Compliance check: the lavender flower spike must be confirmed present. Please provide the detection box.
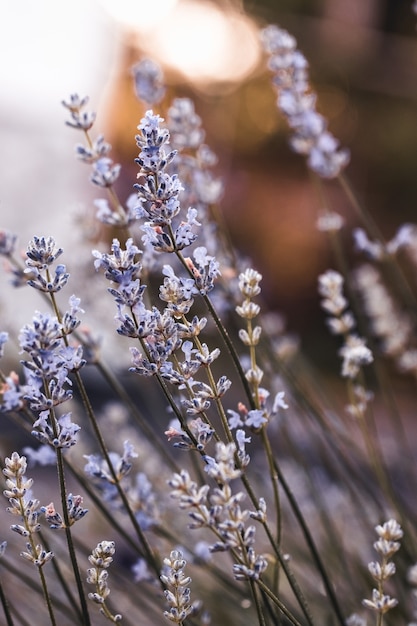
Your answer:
[132,58,166,105]
[261,24,350,179]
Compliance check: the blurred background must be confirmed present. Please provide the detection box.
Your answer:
[1,0,417,363]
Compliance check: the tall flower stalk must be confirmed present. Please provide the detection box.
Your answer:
[0,15,416,626]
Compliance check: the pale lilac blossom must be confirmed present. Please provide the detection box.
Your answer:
[62,93,95,130]
[22,445,56,467]
[362,519,402,618]
[0,332,8,358]
[0,230,17,257]
[87,541,122,621]
[133,58,166,105]
[161,550,193,623]
[132,558,154,582]
[25,236,63,269]
[261,24,349,178]
[75,134,111,163]
[31,411,80,449]
[168,98,205,150]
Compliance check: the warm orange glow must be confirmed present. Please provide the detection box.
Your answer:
[141,1,260,86]
[99,0,260,89]
[98,0,179,31]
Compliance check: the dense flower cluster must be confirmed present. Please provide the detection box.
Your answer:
[0,237,84,450]
[0,15,416,626]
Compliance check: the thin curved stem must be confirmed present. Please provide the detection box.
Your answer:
[0,575,14,626]
[272,459,346,626]
[256,579,306,626]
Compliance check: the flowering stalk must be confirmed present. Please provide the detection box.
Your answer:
[3,452,56,625]
[160,550,193,625]
[62,95,128,228]
[88,103,324,626]
[33,237,162,582]
[261,24,349,179]
[261,21,417,350]
[168,462,271,626]
[20,236,92,626]
[318,269,406,519]
[234,268,283,601]
[337,174,417,323]
[168,439,318,626]
[87,541,122,623]
[230,277,346,626]
[362,519,403,626]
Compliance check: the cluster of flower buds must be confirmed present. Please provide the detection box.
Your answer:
[161,550,194,624]
[3,452,53,568]
[362,519,403,618]
[87,540,122,622]
[318,269,373,379]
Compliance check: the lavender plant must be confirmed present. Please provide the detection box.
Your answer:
[1,13,417,626]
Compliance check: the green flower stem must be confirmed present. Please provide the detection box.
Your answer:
[42,398,91,625]
[45,288,92,626]
[204,290,256,407]
[249,578,267,626]
[337,172,386,246]
[345,377,414,550]
[107,185,126,219]
[271,458,346,626]
[82,128,93,150]
[260,427,281,582]
[188,327,234,444]
[246,312,282,542]
[0,549,79,623]
[256,579,305,626]
[40,530,84,623]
